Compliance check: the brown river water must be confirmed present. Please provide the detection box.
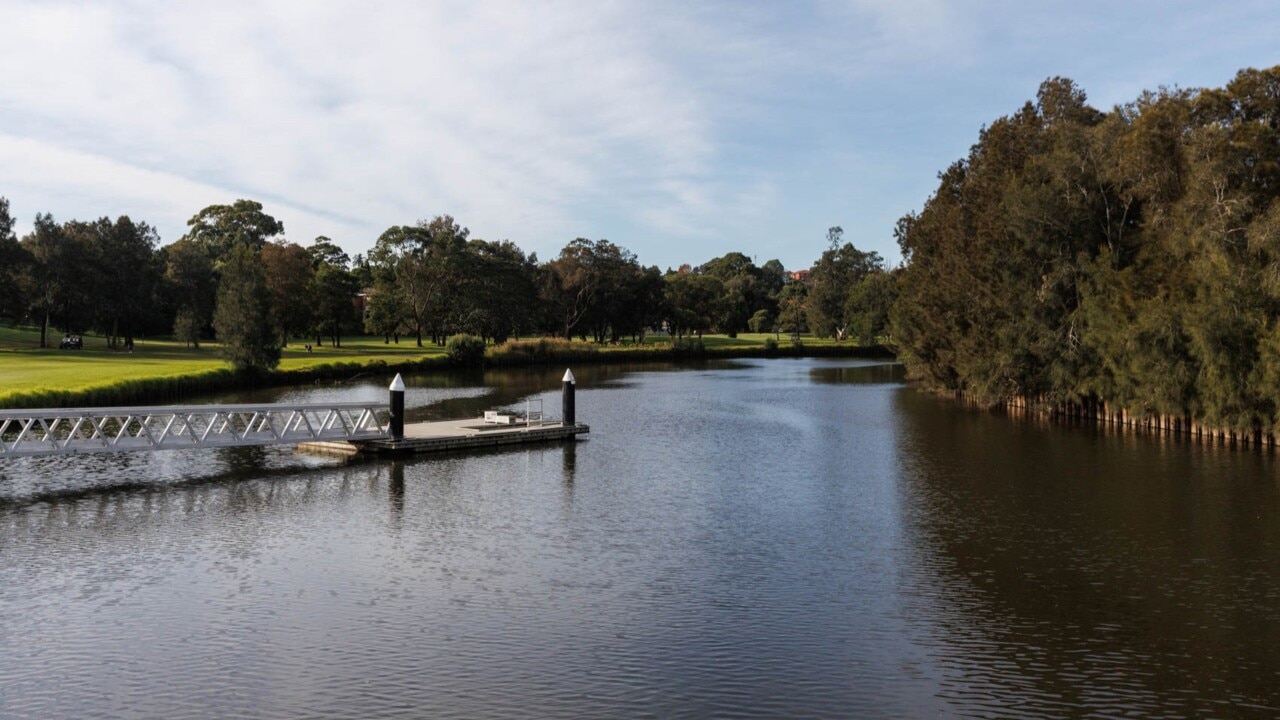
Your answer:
[1,358,1277,718]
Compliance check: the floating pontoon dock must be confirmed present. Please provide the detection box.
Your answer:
[298,417,589,457]
[0,370,587,461]
[297,369,587,457]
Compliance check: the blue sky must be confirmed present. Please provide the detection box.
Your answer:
[1,0,1277,272]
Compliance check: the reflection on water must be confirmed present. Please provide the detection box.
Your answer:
[893,389,1280,717]
[810,362,906,385]
[216,362,701,422]
[388,460,405,522]
[2,359,1279,718]
[561,437,576,484]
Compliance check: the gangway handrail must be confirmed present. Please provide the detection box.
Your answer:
[0,401,390,459]
[0,401,385,420]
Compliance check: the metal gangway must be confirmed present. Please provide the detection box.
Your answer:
[0,402,389,459]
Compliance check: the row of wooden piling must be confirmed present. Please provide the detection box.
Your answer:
[959,392,1277,449]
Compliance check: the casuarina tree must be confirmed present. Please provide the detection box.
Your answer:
[213,243,280,372]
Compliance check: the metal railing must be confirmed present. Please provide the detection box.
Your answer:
[0,402,389,458]
[524,397,544,428]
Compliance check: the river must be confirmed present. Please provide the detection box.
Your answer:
[1,358,1277,718]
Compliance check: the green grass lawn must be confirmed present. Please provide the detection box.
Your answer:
[0,326,446,405]
[0,325,868,407]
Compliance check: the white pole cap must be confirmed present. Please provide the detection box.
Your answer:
[562,368,575,384]
[390,373,406,392]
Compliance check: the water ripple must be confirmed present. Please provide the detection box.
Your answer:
[2,361,1278,717]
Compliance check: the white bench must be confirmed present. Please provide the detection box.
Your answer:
[484,411,517,425]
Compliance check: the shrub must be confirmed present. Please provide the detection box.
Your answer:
[748,309,774,334]
[671,337,706,356]
[764,337,779,353]
[445,334,487,366]
[486,337,599,365]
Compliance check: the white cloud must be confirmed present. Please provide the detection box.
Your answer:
[0,0,723,257]
[0,132,370,245]
[2,0,1279,271]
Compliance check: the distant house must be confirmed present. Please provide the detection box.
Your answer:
[355,288,373,321]
[788,269,810,283]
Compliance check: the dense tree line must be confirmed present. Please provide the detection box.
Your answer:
[7,208,163,350]
[7,64,1273,430]
[892,65,1280,433]
[0,194,891,371]
[0,199,364,370]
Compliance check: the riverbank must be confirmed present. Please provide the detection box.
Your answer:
[950,390,1280,451]
[0,326,893,409]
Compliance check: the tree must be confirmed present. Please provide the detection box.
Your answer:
[455,239,538,343]
[261,241,315,345]
[312,261,359,347]
[55,221,105,334]
[760,259,788,300]
[371,216,468,346]
[806,227,883,340]
[90,216,161,348]
[304,236,357,347]
[581,240,644,343]
[0,198,26,323]
[663,270,721,338]
[776,281,808,339]
[539,238,646,341]
[540,239,602,339]
[0,197,13,247]
[370,225,429,345]
[173,309,203,349]
[891,78,1100,402]
[698,251,769,337]
[615,265,667,342]
[213,243,280,371]
[886,70,1280,429]
[748,308,774,333]
[308,236,350,269]
[417,215,470,342]
[364,273,409,343]
[350,252,374,288]
[163,239,217,348]
[20,213,85,347]
[181,199,284,267]
[846,270,898,345]
[717,286,751,337]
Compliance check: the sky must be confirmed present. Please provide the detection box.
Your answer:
[1,1,1277,272]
